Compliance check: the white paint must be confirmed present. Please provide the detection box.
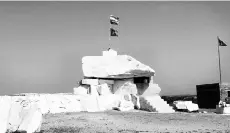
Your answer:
[97,83,112,95]
[97,94,121,111]
[102,49,117,57]
[18,105,43,133]
[82,55,155,78]
[173,101,199,112]
[80,95,100,112]
[90,85,100,96]
[0,96,12,133]
[73,86,88,95]
[113,79,138,95]
[8,99,24,132]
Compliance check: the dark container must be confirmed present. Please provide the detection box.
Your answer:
[196,83,220,109]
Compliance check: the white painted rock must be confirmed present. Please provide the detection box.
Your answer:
[97,83,112,95]
[113,80,138,95]
[0,96,12,133]
[173,101,199,112]
[102,49,117,57]
[97,94,121,111]
[73,85,88,95]
[45,95,64,114]
[61,95,82,112]
[118,94,134,111]
[17,105,43,133]
[8,97,24,132]
[173,101,187,110]
[90,85,100,96]
[82,55,155,78]
[186,103,199,112]
[37,95,50,114]
[80,95,100,112]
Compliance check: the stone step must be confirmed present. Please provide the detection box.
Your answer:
[140,96,175,113]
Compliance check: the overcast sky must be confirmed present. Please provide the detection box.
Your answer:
[0,1,230,95]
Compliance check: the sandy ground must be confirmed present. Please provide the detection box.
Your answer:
[41,110,230,133]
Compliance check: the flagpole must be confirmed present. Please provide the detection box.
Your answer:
[217,36,222,85]
[109,16,111,50]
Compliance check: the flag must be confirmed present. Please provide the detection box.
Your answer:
[110,15,119,25]
[218,37,227,46]
[110,28,118,36]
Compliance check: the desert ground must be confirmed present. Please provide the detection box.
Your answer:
[41,110,230,133]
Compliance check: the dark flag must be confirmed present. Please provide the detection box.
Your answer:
[218,37,227,46]
[110,15,119,25]
[110,28,118,36]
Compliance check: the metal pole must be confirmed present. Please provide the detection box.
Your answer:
[109,16,111,50]
[218,37,222,84]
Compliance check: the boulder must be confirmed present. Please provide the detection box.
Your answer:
[97,83,112,95]
[90,85,100,96]
[173,101,199,112]
[118,94,134,111]
[8,97,24,132]
[17,104,43,133]
[0,96,12,133]
[82,55,155,78]
[186,103,199,112]
[45,94,67,114]
[113,80,138,95]
[73,85,88,95]
[97,94,121,111]
[61,95,82,112]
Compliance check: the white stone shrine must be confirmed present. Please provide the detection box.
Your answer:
[76,48,175,113]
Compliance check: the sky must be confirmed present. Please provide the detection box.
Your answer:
[0,1,230,96]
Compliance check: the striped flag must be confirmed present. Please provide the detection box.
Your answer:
[110,15,119,25]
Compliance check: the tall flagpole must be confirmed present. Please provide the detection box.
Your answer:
[217,36,222,85]
[108,15,119,51]
[109,16,111,50]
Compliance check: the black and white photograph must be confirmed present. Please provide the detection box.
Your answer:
[0,1,230,133]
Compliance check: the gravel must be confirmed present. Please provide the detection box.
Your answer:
[41,110,230,133]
